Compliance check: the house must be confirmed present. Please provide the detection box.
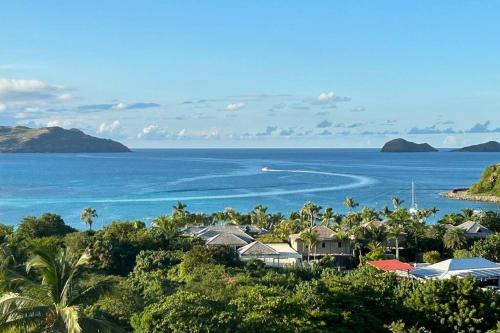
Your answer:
[184,225,255,249]
[410,257,500,286]
[456,221,492,239]
[289,225,352,264]
[368,259,414,277]
[238,241,302,267]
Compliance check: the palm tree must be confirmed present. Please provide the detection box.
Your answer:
[443,228,467,251]
[387,225,404,259]
[212,211,226,225]
[80,207,97,231]
[250,206,269,229]
[391,197,404,210]
[461,208,475,220]
[172,201,188,218]
[343,197,358,214]
[0,248,123,333]
[300,202,321,228]
[320,207,335,227]
[300,229,317,263]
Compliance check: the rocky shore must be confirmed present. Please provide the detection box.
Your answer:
[441,188,500,203]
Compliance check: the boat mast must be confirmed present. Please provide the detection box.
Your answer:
[411,181,417,210]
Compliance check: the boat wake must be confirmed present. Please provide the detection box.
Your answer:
[88,168,376,203]
[1,168,377,205]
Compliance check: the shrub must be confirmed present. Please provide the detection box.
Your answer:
[422,250,440,263]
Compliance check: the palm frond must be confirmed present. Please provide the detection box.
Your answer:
[69,278,114,306]
[60,252,91,306]
[0,293,40,316]
[59,305,82,333]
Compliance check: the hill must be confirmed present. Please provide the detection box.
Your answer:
[469,164,500,197]
[453,141,500,152]
[0,126,130,153]
[381,138,438,152]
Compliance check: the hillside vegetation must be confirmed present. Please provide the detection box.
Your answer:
[0,126,130,153]
[469,164,500,196]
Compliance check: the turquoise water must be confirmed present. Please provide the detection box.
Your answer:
[0,149,499,229]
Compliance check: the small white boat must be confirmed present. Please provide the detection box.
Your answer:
[261,167,269,172]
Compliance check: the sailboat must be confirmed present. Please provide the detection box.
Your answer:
[409,181,418,215]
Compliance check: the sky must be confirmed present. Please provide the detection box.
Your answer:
[0,1,499,148]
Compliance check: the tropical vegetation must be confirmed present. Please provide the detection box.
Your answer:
[0,200,498,332]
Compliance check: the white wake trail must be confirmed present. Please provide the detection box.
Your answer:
[86,168,376,203]
[1,168,377,205]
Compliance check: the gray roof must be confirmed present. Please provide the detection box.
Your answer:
[184,225,255,245]
[290,225,337,241]
[206,233,249,246]
[239,241,302,259]
[456,221,492,235]
[238,241,279,255]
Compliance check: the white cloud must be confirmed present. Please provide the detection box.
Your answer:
[177,128,187,137]
[57,94,72,101]
[98,120,122,134]
[46,119,72,128]
[317,92,335,102]
[137,125,171,140]
[225,102,245,111]
[0,103,6,112]
[0,79,66,99]
[316,91,351,104]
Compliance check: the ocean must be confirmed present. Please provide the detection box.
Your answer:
[0,149,499,229]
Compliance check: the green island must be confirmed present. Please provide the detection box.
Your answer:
[380,138,438,152]
[0,200,499,332]
[443,164,500,203]
[0,126,130,153]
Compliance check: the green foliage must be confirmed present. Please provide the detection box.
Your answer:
[13,213,76,240]
[1,206,499,332]
[131,291,231,333]
[404,276,500,332]
[85,277,143,331]
[443,227,467,251]
[469,164,500,196]
[0,224,13,243]
[453,249,474,258]
[91,220,164,275]
[422,250,440,263]
[472,233,500,262]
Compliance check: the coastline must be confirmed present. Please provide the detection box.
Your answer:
[441,189,500,204]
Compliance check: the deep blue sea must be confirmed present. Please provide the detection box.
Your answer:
[0,149,499,229]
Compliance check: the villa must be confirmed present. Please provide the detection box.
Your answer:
[238,241,302,267]
[456,221,492,239]
[289,225,352,265]
[184,225,256,249]
[410,257,500,287]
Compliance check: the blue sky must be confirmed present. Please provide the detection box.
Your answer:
[0,1,499,148]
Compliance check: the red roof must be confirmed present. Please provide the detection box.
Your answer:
[368,259,414,271]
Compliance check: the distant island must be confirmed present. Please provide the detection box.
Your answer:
[452,141,500,152]
[442,163,500,203]
[0,126,130,153]
[381,138,438,152]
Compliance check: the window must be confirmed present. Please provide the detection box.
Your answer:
[322,242,326,248]
[338,241,342,248]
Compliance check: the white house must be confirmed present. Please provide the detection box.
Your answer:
[410,257,500,286]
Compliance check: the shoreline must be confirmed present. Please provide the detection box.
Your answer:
[441,189,500,204]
